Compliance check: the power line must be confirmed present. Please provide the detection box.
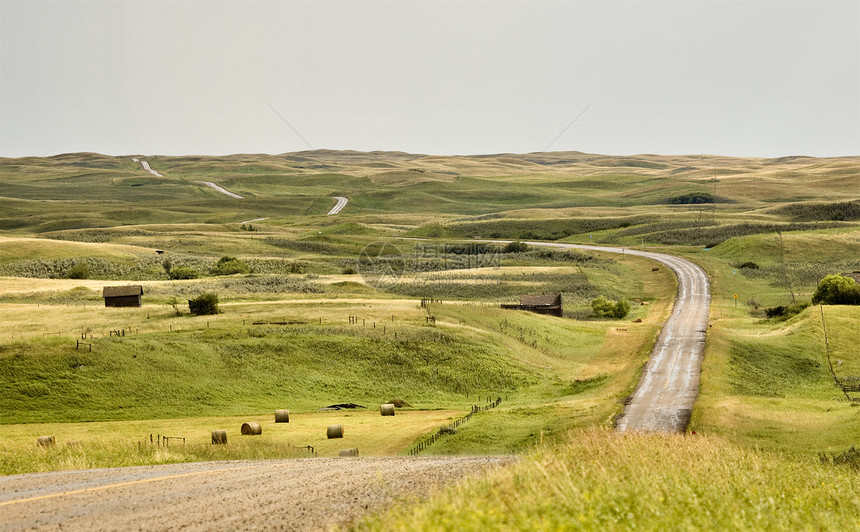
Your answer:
[541,101,594,152]
[266,102,314,150]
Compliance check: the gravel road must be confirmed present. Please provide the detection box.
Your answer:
[526,242,711,432]
[0,456,509,531]
[133,159,164,178]
[197,180,245,199]
[327,196,349,215]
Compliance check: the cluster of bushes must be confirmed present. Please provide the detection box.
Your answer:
[43,228,157,243]
[0,253,314,281]
[167,266,199,280]
[66,262,90,279]
[188,293,220,315]
[591,296,631,319]
[0,257,161,280]
[210,256,249,276]
[502,241,529,253]
[635,222,851,248]
[603,220,717,242]
[764,303,809,320]
[147,275,324,297]
[408,216,657,241]
[762,275,859,320]
[665,192,724,204]
[812,275,860,305]
[390,272,596,302]
[772,201,860,222]
[529,249,612,265]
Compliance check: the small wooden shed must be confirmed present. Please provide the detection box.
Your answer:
[501,294,563,317]
[103,285,143,308]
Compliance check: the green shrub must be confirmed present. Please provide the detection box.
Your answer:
[66,261,89,279]
[591,296,630,319]
[614,298,631,318]
[667,192,717,204]
[169,266,199,280]
[188,293,220,315]
[764,302,809,320]
[211,256,249,276]
[772,200,860,222]
[812,275,860,305]
[502,241,529,253]
[738,261,759,270]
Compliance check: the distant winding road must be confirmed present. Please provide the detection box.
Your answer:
[524,242,711,433]
[132,158,244,199]
[196,181,244,199]
[132,158,164,178]
[327,196,349,215]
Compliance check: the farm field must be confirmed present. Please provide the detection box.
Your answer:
[0,410,461,475]
[0,150,858,528]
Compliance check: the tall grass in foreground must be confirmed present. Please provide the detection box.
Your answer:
[355,428,860,531]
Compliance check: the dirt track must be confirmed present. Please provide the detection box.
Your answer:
[0,456,509,531]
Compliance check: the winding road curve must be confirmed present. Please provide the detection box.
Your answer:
[196,181,244,199]
[525,242,711,433]
[327,196,349,215]
[132,158,243,199]
[132,158,164,178]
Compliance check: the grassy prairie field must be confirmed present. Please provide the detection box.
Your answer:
[0,410,461,475]
[1,150,858,527]
[0,253,672,473]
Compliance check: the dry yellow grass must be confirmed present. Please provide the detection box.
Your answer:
[0,410,462,457]
[0,235,157,261]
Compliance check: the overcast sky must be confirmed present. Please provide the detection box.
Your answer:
[1,0,858,158]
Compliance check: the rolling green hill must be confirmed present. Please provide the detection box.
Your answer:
[1,150,859,527]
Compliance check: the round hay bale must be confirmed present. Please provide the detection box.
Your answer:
[211,430,228,444]
[37,435,55,447]
[274,409,290,423]
[380,403,396,416]
[338,448,359,457]
[241,422,262,435]
[327,424,344,439]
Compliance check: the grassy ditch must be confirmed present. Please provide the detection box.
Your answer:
[355,428,860,531]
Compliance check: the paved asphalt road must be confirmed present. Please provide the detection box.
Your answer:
[525,242,711,432]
